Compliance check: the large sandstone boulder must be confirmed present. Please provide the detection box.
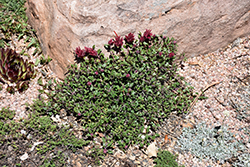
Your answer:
[25,0,250,79]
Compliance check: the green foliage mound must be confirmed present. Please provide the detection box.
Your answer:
[154,150,185,167]
[35,30,195,152]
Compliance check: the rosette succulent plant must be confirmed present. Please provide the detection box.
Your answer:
[0,48,37,94]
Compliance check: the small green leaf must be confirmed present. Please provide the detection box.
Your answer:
[47,55,52,63]
[27,37,36,49]
[17,33,24,40]
[24,36,30,43]
[37,77,43,86]
[35,58,40,66]
[20,49,25,55]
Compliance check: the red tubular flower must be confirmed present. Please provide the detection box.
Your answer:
[114,31,119,37]
[125,33,135,44]
[87,82,92,86]
[108,39,114,45]
[159,52,162,56]
[143,29,152,40]
[126,74,130,78]
[75,46,81,55]
[140,36,145,43]
[75,46,84,58]
[114,36,123,48]
[95,71,98,75]
[84,47,97,57]
[169,52,175,58]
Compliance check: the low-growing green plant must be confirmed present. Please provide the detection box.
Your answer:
[0,0,30,40]
[177,122,248,165]
[0,107,15,121]
[42,150,66,167]
[35,30,196,154]
[0,47,37,94]
[85,146,107,166]
[0,0,42,55]
[22,111,90,154]
[154,150,185,167]
[35,55,52,66]
[0,107,16,140]
[0,108,90,166]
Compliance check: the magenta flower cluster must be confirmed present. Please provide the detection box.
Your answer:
[169,52,175,58]
[108,32,135,50]
[125,33,135,44]
[87,82,92,86]
[140,29,153,42]
[114,36,123,48]
[108,35,124,49]
[75,46,98,58]
[108,39,114,45]
[76,29,176,90]
[76,29,176,61]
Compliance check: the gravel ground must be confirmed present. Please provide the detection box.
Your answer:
[0,34,250,166]
[175,35,250,167]
[0,76,42,120]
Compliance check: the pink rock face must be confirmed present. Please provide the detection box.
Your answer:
[25,0,250,79]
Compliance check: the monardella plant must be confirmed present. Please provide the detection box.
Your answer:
[39,29,196,153]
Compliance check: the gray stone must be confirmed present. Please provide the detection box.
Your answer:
[25,0,250,79]
[8,146,13,152]
[20,152,29,161]
[129,155,136,161]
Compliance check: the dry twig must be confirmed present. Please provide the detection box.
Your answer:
[235,76,248,86]
[214,96,227,107]
[187,81,222,113]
